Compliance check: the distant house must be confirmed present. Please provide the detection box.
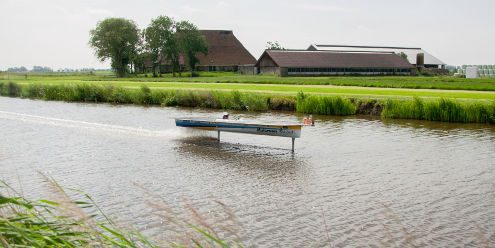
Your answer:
[255,50,414,77]
[308,44,446,69]
[146,30,256,73]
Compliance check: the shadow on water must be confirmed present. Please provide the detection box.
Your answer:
[174,136,307,175]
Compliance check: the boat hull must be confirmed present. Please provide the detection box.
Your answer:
[175,118,302,138]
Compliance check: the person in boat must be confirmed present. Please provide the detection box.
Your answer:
[303,115,315,126]
[222,112,230,119]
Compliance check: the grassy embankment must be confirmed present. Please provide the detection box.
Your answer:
[4,71,495,91]
[1,72,495,123]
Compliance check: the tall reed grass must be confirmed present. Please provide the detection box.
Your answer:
[381,97,495,123]
[0,82,22,97]
[0,179,157,247]
[1,82,494,124]
[296,92,356,115]
[1,83,278,112]
[0,178,240,247]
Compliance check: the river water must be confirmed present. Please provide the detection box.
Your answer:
[1,96,494,247]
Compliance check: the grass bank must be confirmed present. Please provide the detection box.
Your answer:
[1,82,494,124]
[3,72,495,91]
[4,78,495,101]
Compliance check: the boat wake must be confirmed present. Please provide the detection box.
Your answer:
[0,110,180,138]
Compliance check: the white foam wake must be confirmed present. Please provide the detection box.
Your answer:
[0,110,180,138]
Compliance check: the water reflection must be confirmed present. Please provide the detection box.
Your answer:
[176,136,306,176]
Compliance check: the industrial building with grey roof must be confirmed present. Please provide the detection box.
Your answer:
[255,50,414,77]
[307,44,446,69]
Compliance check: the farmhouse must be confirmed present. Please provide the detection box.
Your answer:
[196,30,256,72]
[308,44,446,69]
[255,50,414,77]
[146,30,256,73]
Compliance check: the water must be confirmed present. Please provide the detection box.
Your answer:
[1,96,494,247]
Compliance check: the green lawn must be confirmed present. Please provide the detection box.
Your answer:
[6,71,493,90]
[2,72,495,101]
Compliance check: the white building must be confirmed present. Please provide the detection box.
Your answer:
[465,67,479,79]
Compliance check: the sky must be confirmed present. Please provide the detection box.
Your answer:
[1,0,494,70]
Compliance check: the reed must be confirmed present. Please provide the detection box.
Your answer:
[381,97,495,123]
[0,82,22,97]
[0,181,156,247]
[0,179,238,247]
[296,92,356,115]
[3,83,494,124]
[268,96,296,111]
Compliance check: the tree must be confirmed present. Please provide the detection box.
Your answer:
[129,31,146,74]
[89,18,140,77]
[397,52,408,61]
[175,21,208,77]
[32,66,53,72]
[266,41,284,50]
[144,16,177,77]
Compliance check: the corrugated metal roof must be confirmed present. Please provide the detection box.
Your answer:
[257,50,414,69]
[308,44,445,65]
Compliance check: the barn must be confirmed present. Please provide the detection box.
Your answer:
[145,30,256,73]
[255,50,414,77]
[196,30,256,72]
[308,44,446,69]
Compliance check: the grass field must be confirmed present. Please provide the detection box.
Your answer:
[1,72,495,101]
[3,72,495,90]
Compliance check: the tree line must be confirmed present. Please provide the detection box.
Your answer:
[89,16,208,77]
[6,66,53,73]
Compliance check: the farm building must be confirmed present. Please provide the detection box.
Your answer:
[146,30,256,73]
[196,30,256,72]
[308,44,446,69]
[255,50,414,77]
